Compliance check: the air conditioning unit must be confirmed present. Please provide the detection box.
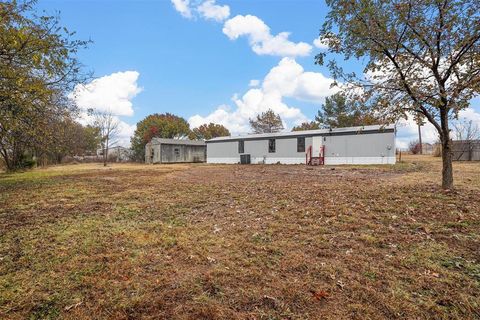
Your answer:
[240,154,251,164]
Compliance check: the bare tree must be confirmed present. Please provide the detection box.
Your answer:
[408,140,422,155]
[452,119,480,160]
[89,109,120,166]
[452,119,480,141]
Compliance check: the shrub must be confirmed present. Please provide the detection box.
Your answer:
[408,140,422,154]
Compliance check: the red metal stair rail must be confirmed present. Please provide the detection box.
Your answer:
[306,145,312,165]
[319,145,325,165]
[306,145,325,165]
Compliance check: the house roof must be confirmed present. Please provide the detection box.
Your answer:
[206,124,395,143]
[150,138,206,146]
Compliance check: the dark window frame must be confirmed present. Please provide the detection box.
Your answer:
[297,137,305,152]
[268,139,276,153]
[238,140,244,153]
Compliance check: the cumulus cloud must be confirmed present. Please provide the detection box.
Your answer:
[171,0,192,18]
[116,120,137,147]
[458,107,480,124]
[171,0,230,21]
[189,104,251,133]
[222,15,312,57]
[169,2,311,56]
[70,71,142,117]
[262,57,339,102]
[197,0,230,22]
[249,79,260,87]
[70,71,142,147]
[188,58,338,134]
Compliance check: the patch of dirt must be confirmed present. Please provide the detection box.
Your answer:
[0,158,479,319]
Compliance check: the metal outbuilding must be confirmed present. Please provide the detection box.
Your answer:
[145,138,206,164]
[452,140,480,161]
[205,124,396,165]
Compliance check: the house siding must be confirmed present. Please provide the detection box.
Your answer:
[145,139,206,164]
[160,144,206,163]
[206,130,395,165]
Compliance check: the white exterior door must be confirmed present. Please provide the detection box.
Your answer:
[312,136,323,156]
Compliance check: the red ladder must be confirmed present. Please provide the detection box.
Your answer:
[306,145,325,165]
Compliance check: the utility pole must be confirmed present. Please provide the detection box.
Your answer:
[415,114,425,155]
[418,123,423,155]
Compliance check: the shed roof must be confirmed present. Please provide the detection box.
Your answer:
[206,124,395,143]
[150,138,205,146]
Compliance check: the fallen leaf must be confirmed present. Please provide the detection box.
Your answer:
[65,301,83,311]
[336,280,345,289]
[310,289,329,300]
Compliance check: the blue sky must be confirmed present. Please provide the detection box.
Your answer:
[39,0,480,148]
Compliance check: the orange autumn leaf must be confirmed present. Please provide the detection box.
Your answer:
[310,290,329,301]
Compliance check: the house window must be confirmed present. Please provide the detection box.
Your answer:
[238,140,244,153]
[174,148,180,156]
[268,139,276,153]
[297,137,305,152]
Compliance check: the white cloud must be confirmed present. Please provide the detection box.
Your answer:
[70,71,142,117]
[169,3,311,56]
[249,79,260,87]
[116,120,137,147]
[262,57,339,102]
[222,15,312,57]
[197,0,230,22]
[171,0,229,21]
[189,104,251,133]
[313,36,329,49]
[222,15,269,42]
[71,71,142,147]
[171,0,192,18]
[458,107,480,124]
[189,58,338,134]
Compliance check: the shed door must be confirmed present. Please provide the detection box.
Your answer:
[312,136,323,156]
[174,147,182,162]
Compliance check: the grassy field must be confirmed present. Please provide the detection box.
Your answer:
[0,156,479,319]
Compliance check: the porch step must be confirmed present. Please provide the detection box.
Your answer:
[305,145,325,166]
[310,157,324,166]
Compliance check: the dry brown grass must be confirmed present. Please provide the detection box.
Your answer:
[0,156,479,319]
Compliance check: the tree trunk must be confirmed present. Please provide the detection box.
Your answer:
[439,108,453,190]
[441,137,453,189]
[1,151,11,172]
[104,139,108,167]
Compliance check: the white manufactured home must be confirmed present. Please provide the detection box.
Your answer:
[205,124,396,165]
